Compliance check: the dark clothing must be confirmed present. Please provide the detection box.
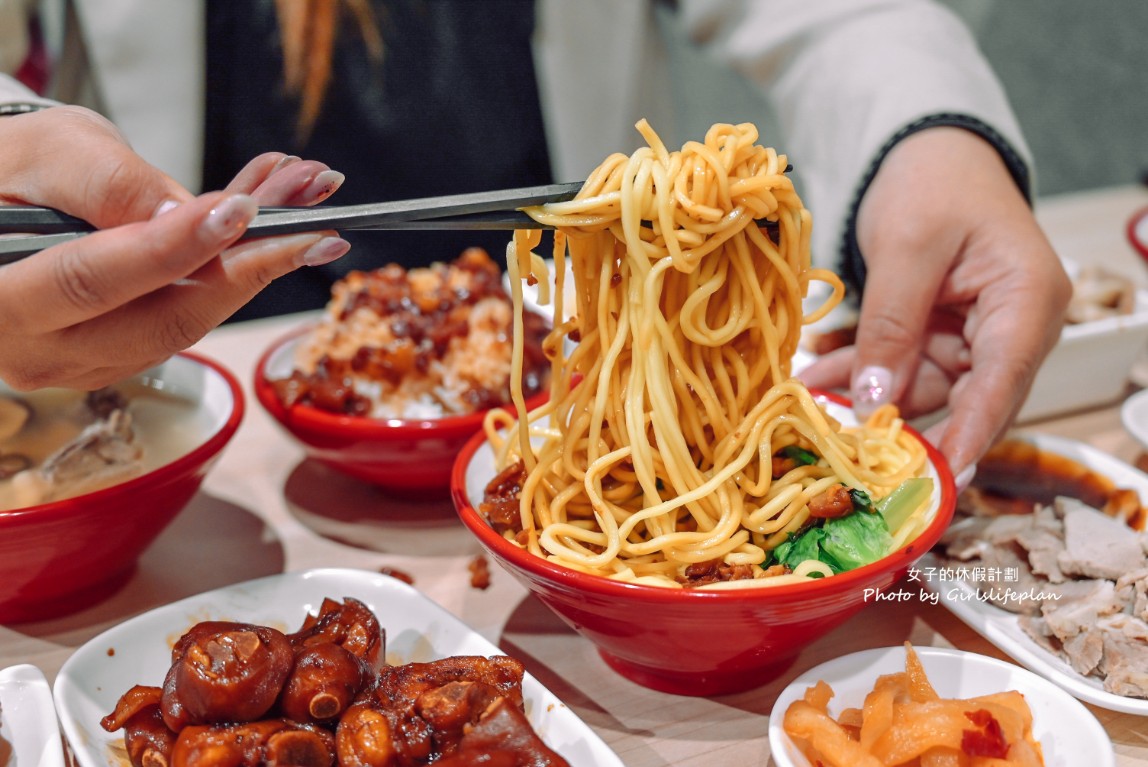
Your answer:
[203,0,552,321]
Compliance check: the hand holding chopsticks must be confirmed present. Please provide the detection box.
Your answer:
[0,110,374,390]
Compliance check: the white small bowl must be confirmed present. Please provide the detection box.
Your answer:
[1121,387,1148,451]
[768,645,1114,767]
[0,664,66,767]
[1018,257,1148,422]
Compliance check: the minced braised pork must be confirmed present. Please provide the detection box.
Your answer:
[278,249,550,418]
[808,484,854,519]
[479,461,527,535]
[480,468,780,588]
[677,560,762,586]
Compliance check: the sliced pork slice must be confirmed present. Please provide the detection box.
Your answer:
[1039,580,1123,675]
[977,544,1044,615]
[1016,527,1067,583]
[1018,615,1063,656]
[980,514,1041,546]
[1100,634,1148,698]
[1061,629,1105,676]
[1032,503,1064,535]
[1115,570,1148,622]
[1055,498,1147,580]
[1100,613,1148,642]
[938,516,993,561]
[1039,579,1124,617]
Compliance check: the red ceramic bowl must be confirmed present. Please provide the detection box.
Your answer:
[452,392,956,696]
[0,352,244,623]
[253,327,546,498]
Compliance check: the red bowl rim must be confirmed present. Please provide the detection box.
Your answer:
[1127,206,1148,264]
[252,325,547,434]
[451,389,957,604]
[0,350,245,522]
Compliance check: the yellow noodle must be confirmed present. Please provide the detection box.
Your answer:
[485,121,928,588]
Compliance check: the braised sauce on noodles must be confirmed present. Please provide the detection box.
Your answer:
[481,121,931,589]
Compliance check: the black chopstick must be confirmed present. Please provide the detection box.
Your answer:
[239,182,584,236]
[0,182,584,237]
[0,182,584,265]
[0,210,557,265]
[0,233,86,265]
[0,167,791,265]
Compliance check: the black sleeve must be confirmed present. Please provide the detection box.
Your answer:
[839,113,1032,297]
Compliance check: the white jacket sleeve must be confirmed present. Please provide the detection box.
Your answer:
[674,0,1032,287]
[0,73,57,108]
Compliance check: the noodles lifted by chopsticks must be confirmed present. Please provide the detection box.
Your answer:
[484,120,929,588]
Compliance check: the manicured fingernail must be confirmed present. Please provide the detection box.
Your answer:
[273,154,301,172]
[153,199,180,218]
[304,170,345,203]
[953,464,976,493]
[852,365,893,416]
[300,236,351,267]
[203,194,257,241]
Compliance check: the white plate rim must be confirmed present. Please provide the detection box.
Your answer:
[52,568,622,767]
[0,663,65,767]
[922,431,1148,716]
[767,645,1115,767]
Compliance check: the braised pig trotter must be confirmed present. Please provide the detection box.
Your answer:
[161,621,294,729]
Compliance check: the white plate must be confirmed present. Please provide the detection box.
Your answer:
[923,432,1148,715]
[53,568,623,767]
[0,664,65,767]
[768,646,1114,767]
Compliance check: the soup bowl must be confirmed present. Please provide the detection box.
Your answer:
[451,393,956,696]
[254,327,547,498]
[0,353,243,623]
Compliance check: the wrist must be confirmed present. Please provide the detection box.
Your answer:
[841,113,1033,295]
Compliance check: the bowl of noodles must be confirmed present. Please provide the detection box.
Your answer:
[253,249,551,497]
[451,121,957,695]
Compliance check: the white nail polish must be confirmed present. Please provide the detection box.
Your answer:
[953,464,976,492]
[301,236,351,267]
[852,365,893,414]
[307,170,345,202]
[273,154,301,172]
[204,195,257,241]
[153,199,180,218]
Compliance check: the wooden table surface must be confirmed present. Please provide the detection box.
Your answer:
[2,184,1146,765]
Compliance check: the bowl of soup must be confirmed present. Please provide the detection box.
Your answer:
[0,352,243,623]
